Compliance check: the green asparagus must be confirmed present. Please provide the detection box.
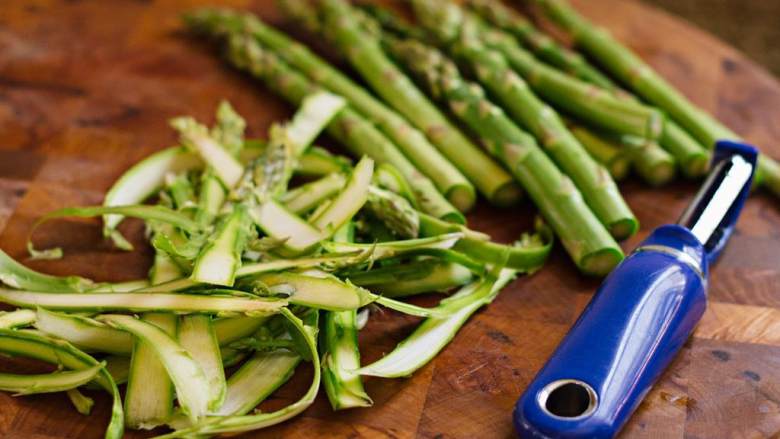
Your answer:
[317,0,523,207]
[386,37,621,274]
[409,1,638,241]
[535,0,780,195]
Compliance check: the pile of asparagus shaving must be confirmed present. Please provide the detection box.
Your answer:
[0,18,558,434]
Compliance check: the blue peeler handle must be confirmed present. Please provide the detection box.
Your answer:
[513,141,758,438]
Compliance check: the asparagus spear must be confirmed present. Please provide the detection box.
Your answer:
[470,20,664,142]
[215,33,465,224]
[464,0,709,178]
[387,38,622,275]
[567,123,631,181]
[409,1,638,240]
[464,0,604,87]
[567,118,675,186]
[534,0,780,195]
[316,0,523,207]
[184,8,476,214]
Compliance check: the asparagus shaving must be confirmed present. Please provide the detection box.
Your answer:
[321,221,371,409]
[0,289,286,315]
[347,260,474,298]
[157,308,320,437]
[35,308,133,356]
[285,91,347,156]
[0,362,104,395]
[322,233,463,261]
[99,314,213,422]
[280,173,347,214]
[171,117,244,189]
[322,308,372,410]
[67,388,95,415]
[0,309,37,329]
[213,315,269,346]
[178,315,225,411]
[216,348,300,416]
[251,270,375,311]
[190,206,252,286]
[211,100,246,156]
[139,250,373,293]
[0,329,124,439]
[311,156,374,234]
[358,268,516,378]
[124,313,178,430]
[0,248,94,292]
[102,147,202,244]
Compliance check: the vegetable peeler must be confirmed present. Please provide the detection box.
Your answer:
[513,141,758,438]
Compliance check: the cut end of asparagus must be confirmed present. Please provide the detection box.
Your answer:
[489,181,524,208]
[445,185,477,214]
[642,161,676,187]
[608,218,639,242]
[681,153,711,179]
[580,247,624,277]
[609,157,632,182]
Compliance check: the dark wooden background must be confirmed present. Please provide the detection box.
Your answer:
[645,0,780,77]
[2,0,780,437]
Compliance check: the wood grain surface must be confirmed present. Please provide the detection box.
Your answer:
[1,0,780,437]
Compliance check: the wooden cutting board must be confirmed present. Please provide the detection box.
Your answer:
[1,0,779,437]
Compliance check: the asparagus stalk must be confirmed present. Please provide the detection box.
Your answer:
[219,33,464,223]
[567,123,631,181]
[466,0,709,177]
[535,0,780,195]
[464,0,709,178]
[316,0,523,207]
[568,119,675,186]
[184,8,476,214]
[662,122,711,178]
[620,135,676,186]
[465,0,613,88]
[471,20,664,141]
[408,2,638,240]
[386,38,622,275]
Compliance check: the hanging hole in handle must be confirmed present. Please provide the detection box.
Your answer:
[537,379,598,419]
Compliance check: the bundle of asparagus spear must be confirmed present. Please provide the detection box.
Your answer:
[0,0,777,436]
[0,89,550,435]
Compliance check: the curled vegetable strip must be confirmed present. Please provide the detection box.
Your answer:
[0,309,36,329]
[99,314,214,422]
[34,308,134,355]
[322,232,464,260]
[358,268,517,378]
[138,250,372,293]
[0,329,124,439]
[0,248,93,292]
[0,362,104,395]
[0,289,286,315]
[28,205,201,257]
[158,308,320,438]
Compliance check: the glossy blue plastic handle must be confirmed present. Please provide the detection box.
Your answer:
[513,141,758,438]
